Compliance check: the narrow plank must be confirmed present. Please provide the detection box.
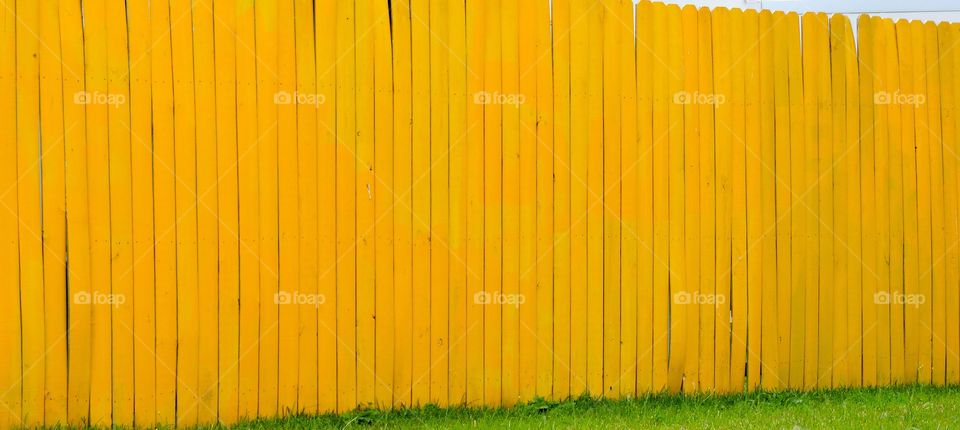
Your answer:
[126,0,157,423]
[191,0,221,421]
[842,16,863,388]
[551,0,573,401]
[534,0,555,400]
[695,5,716,392]
[813,13,834,389]
[0,0,22,425]
[316,0,339,413]
[772,11,792,390]
[799,12,820,391]
[499,0,519,406]
[859,15,879,387]
[787,12,807,390]
[335,0,358,412]
[276,0,301,413]
[170,0,200,422]
[483,0,504,406]
[354,0,377,408]
[883,18,906,386]
[829,13,848,388]
[678,4,700,394]
[58,0,92,422]
[744,8,765,392]
[234,0,262,417]
[569,0,590,396]
[937,22,960,384]
[585,0,605,396]
[895,19,921,384]
[619,0,639,398]
[635,0,654,395]
[409,0,431,406]
[446,0,467,406]
[80,0,113,424]
[872,16,893,386]
[758,9,780,391]
[712,7,732,393]
[665,3,685,394]
[212,0,240,420]
[149,0,178,421]
[729,7,748,394]
[517,0,537,403]
[924,22,946,386]
[38,0,67,422]
[602,0,623,398]
[463,0,485,407]
[373,0,395,409]
[650,2,670,393]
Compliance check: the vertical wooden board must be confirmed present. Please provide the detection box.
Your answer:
[788,12,807,390]
[909,20,934,385]
[373,0,395,409]
[234,0,261,417]
[38,0,67,422]
[812,13,835,390]
[619,0,639,398]
[665,4,685,394]
[937,22,960,384]
[314,0,338,413]
[517,0,537,403]
[585,0,604,396]
[858,15,879,387]
[463,0,485,407]
[551,0,573,401]
[650,2,670,393]
[569,0,589,396]
[80,0,113,424]
[842,17,863,388]
[678,4,700,394]
[872,16,893,387]
[410,0,431,407]
[500,0,520,406]
[212,0,240,420]
[923,22,946,386]
[483,0,503,406]
[712,7,732,394]
[602,0,623,398]
[354,0,377,408]
[171,0,200,423]
[276,0,300,413]
[149,0,178,421]
[895,20,920,384]
[192,0,221,421]
[799,13,820,391]
[126,0,157,423]
[743,8,765,392]
[447,0,467,406]
[335,0,357,412]
[757,10,780,391]
[106,0,134,422]
[771,12,792,390]
[729,7,748,394]
[635,0,654,394]
[534,0,555,400]
[695,6,716,392]
[829,13,848,388]
[15,0,45,425]
[58,0,92,422]
[883,18,906,386]
[255,0,280,415]
[0,0,22,425]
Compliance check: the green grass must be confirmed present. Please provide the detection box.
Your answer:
[185,385,960,429]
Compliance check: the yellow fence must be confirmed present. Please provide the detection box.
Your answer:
[2,0,960,427]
